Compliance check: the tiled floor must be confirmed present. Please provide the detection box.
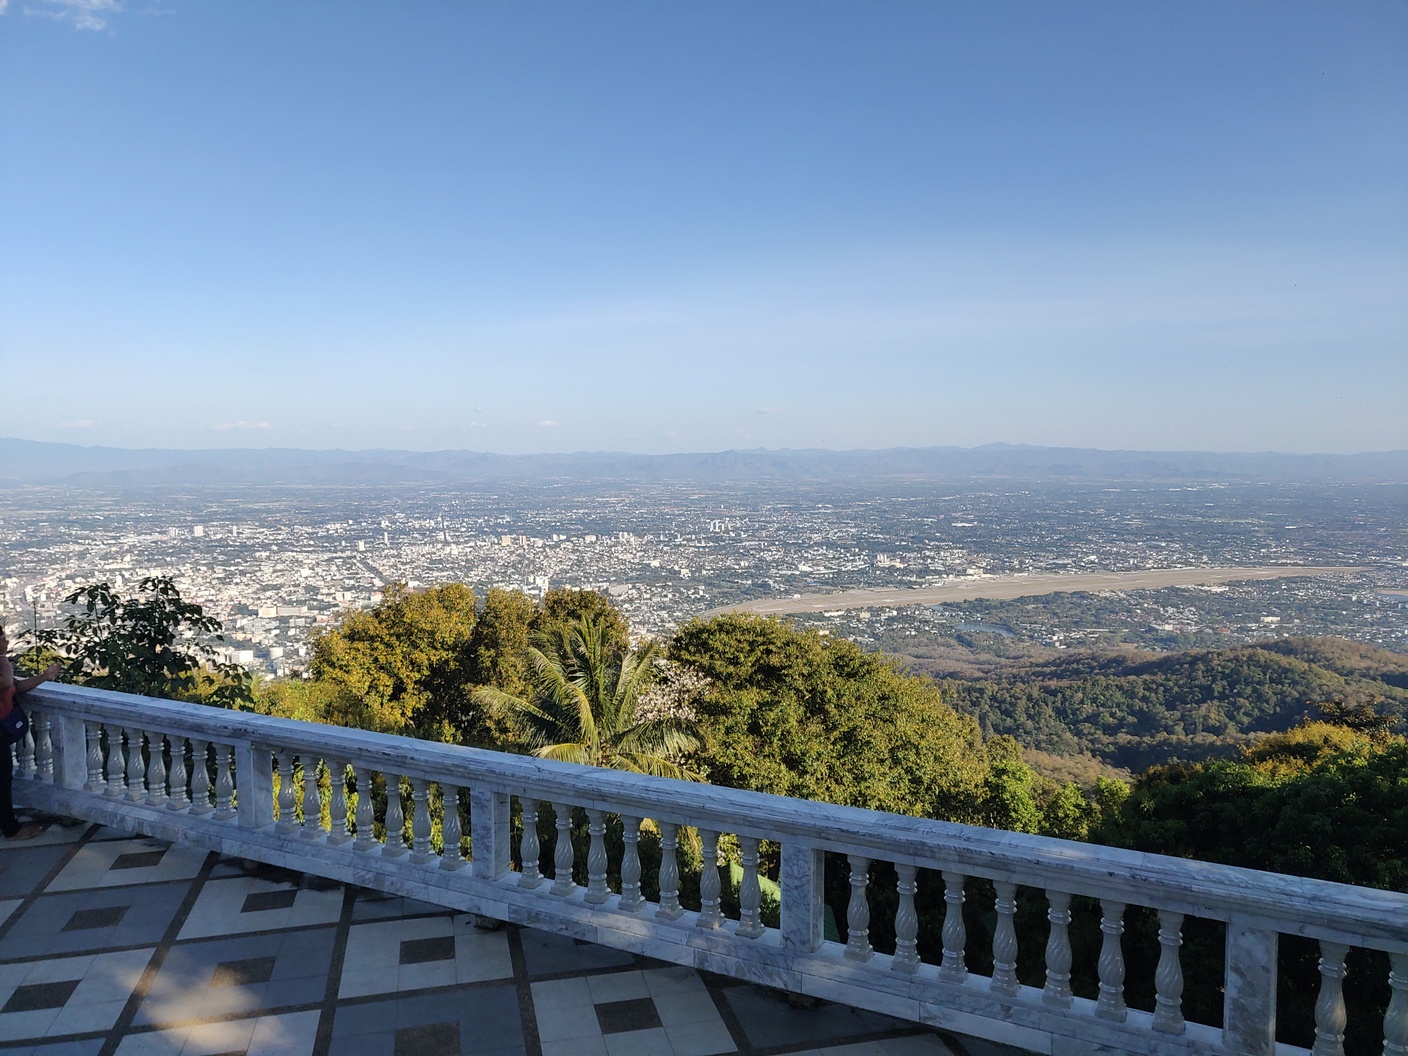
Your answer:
[0,813,1037,1056]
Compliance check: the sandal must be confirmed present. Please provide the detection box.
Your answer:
[8,824,46,841]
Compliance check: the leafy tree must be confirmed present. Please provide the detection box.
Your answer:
[34,577,252,707]
[1098,718,1407,1053]
[669,614,992,822]
[473,616,700,779]
[309,582,477,736]
[466,588,535,700]
[533,588,630,654]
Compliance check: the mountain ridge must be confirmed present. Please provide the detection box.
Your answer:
[4,437,1406,486]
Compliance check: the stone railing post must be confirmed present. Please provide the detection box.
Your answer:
[53,715,89,791]
[781,842,824,953]
[471,786,511,881]
[1223,922,1279,1056]
[235,740,275,829]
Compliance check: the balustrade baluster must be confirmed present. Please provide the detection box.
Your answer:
[1095,899,1128,1021]
[518,798,543,888]
[697,829,724,929]
[213,744,236,820]
[145,732,167,806]
[891,863,920,972]
[618,815,643,911]
[990,881,1020,996]
[939,871,967,983]
[550,802,575,895]
[737,836,765,939]
[104,723,126,797]
[1152,910,1186,1034]
[18,722,35,778]
[301,756,323,838]
[844,855,873,960]
[584,809,609,904]
[1385,951,1408,1056]
[353,766,375,852]
[656,822,683,920]
[189,739,212,813]
[440,785,465,869]
[1311,941,1349,1056]
[382,774,407,857]
[84,722,103,793]
[276,752,297,833]
[34,711,52,782]
[166,737,189,810]
[409,779,432,863]
[1042,890,1074,1008]
[326,760,350,844]
[124,727,145,800]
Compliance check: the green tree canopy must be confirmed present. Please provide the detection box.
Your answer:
[668,614,996,822]
[309,582,477,736]
[33,577,252,707]
[533,588,630,654]
[473,616,700,779]
[466,587,535,701]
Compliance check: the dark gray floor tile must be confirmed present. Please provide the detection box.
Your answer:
[210,956,276,988]
[597,997,662,1034]
[399,935,454,965]
[0,881,190,958]
[0,846,72,899]
[723,985,908,1049]
[110,849,167,871]
[518,927,635,977]
[241,888,298,913]
[136,927,331,1026]
[62,904,128,931]
[3,979,80,1013]
[28,1040,105,1056]
[395,1021,458,1056]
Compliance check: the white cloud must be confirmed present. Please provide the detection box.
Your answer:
[0,1,10,16]
[26,0,123,30]
[756,407,780,415]
[57,418,98,428]
[538,419,559,427]
[212,420,271,431]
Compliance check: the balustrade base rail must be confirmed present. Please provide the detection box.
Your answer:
[17,685,1407,1056]
[19,781,1223,1056]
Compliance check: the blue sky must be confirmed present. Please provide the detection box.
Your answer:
[2,1,1405,454]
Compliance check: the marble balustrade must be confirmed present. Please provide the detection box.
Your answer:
[15,684,1408,1056]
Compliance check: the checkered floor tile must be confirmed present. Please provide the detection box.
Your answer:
[0,815,1036,1056]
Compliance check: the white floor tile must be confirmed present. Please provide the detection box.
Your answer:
[587,970,649,1003]
[246,1009,320,1056]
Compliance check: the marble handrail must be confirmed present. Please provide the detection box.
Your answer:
[16,683,1408,1056]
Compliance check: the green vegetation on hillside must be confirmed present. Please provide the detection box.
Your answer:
[933,638,1408,771]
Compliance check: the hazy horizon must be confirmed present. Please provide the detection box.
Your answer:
[7,435,1408,459]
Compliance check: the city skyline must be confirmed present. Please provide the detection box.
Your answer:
[2,2,1405,454]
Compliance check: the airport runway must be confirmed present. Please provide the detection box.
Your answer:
[704,565,1362,616]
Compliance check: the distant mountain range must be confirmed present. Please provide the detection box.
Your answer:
[2,437,1405,487]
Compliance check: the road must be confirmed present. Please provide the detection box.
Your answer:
[703,566,1363,617]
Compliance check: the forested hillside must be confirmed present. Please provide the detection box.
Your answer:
[934,637,1408,771]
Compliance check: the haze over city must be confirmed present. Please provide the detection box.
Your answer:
[2,1,1405,455]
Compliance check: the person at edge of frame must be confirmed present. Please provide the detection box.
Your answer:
[0,624,62,840]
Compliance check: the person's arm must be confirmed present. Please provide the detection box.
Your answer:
[14,663,62,695]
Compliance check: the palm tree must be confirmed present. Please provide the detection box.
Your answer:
[472,616,701,780]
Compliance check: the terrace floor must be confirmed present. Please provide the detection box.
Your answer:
[0,813,1037,1056]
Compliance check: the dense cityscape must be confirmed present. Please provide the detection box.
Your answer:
[3,477,1404,677]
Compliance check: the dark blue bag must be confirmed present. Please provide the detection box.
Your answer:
[0,702,28,746]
